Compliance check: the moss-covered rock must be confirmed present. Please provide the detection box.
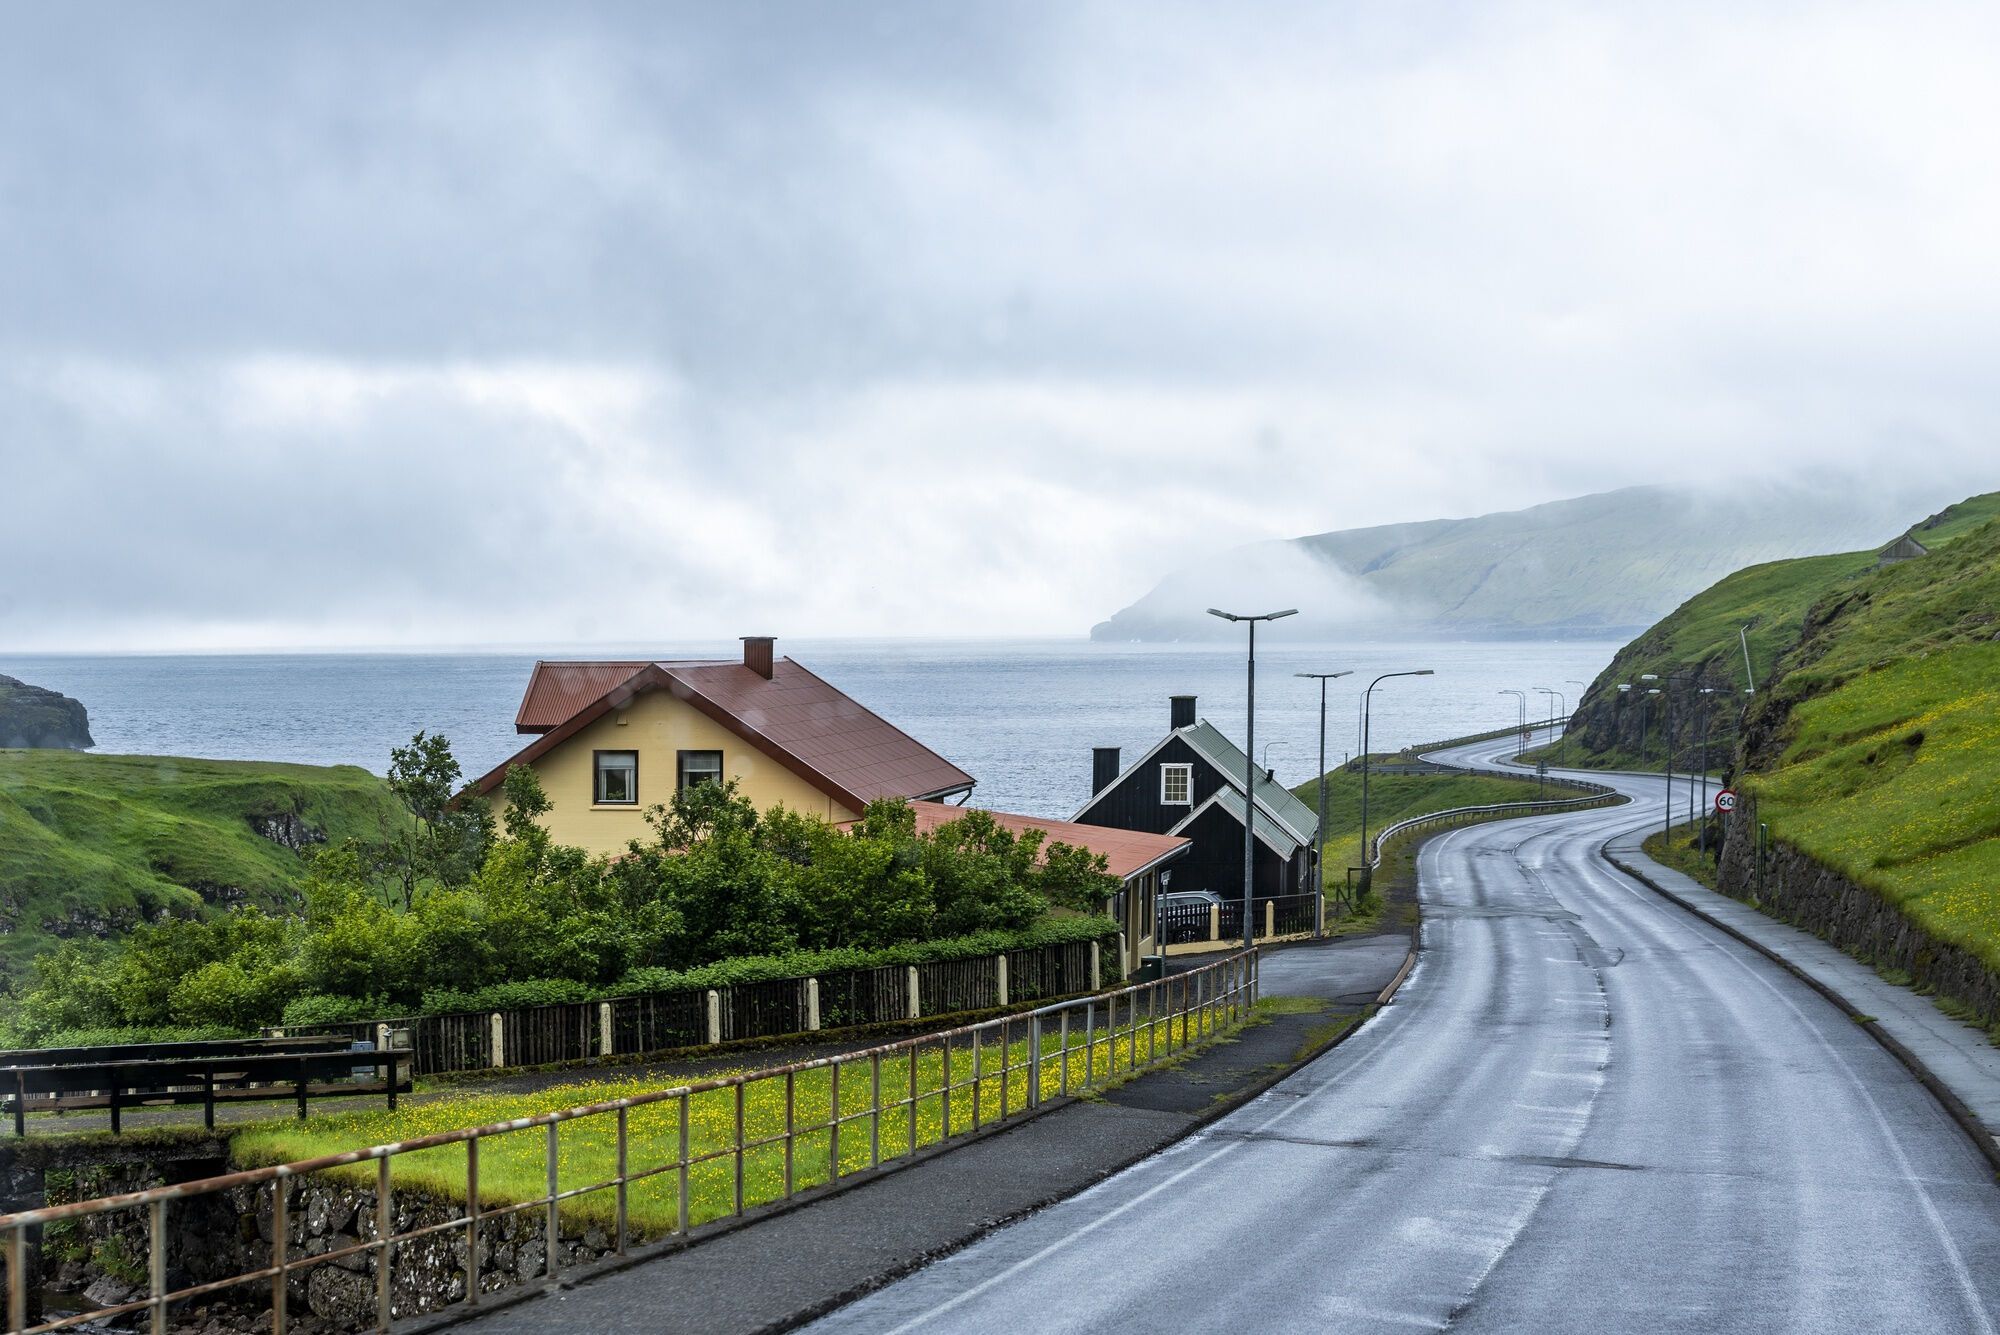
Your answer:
[0,674,93,750]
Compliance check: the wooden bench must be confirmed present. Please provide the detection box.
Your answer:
[3,1046,414,1136]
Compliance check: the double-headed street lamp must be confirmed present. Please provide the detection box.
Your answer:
[1208,607,1298,950]
[1535,687,1563,746]
[1296,669,1355,934]
[1639,671,1700,841]
[1360,669,1434,894]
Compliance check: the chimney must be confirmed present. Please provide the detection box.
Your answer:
[1092,747,1121,795]
[1169,695,1196,730]
[742,636,775,679]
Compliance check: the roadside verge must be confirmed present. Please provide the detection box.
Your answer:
[1601,826,2000,1178]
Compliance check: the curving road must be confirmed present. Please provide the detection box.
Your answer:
[807,739,2000,1334]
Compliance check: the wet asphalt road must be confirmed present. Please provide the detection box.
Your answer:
[806,740,2000,1334]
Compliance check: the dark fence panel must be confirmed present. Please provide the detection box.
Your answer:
[719,978,807,1043]
[502,1002,599,1068]
[409,1013,492,1075]
[1270,894,1318,937]
[915,956,998,1014]
[1160,902,1213,946]
[815,965,908,1030]
[1217,901,1245,943]
[611,991,706,1054]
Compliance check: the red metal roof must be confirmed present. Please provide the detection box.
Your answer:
[903,801,1189,883]
[474,656,974,811]
[514,661,655,733]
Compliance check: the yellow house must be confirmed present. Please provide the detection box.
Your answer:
[470,637,975,854]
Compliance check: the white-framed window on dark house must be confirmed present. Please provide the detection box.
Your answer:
[1160,762,1192,806]
[678,749,724,791]
[594,750,638,805]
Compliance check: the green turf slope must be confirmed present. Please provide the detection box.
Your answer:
[0,751,403,978]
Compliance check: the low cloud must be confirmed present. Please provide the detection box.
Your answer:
[2,3,1998,649]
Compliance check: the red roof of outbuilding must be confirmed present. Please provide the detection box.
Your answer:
[472,657,975,812]
[902,802,1190,883]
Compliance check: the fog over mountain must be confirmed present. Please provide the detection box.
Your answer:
[1093,478,1974,642]
[5,4,2000,649]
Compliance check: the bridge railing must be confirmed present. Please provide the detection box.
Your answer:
[1,951,1258,1335]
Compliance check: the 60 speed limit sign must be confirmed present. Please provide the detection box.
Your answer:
[1714,789,1739,815]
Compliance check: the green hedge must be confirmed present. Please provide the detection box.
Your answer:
[368,917,1119,1019]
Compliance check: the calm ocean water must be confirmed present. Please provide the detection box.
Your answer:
[3,639,1618,819]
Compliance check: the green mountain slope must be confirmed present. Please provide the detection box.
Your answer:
[1538,491,1999,772]
[0,751,404,978]
[1733,511,2000,970]
[1092,480,1966,642]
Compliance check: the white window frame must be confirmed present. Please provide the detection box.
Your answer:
[1160,762,1192,806]
[594,750,639,806]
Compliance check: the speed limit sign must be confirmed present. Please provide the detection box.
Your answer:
[1715,789,1738,814]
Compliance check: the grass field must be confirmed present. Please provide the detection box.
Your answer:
[0,751,403,977]
[1747,641,2000,969]
[1294,762,1567,880]
[231,994,1249,1237]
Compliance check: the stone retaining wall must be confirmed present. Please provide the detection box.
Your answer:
[1718,800,2000,1030]
[10,1155,626,1333]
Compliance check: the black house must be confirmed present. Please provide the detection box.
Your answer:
[1070,695,1319,903]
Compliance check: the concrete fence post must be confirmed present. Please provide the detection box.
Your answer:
[906,967,921,1020]
[373,1022,390,1054]
[995,954,1009,1008]
[489,1012,505,1069]
[1090,942,1102,992]
[1264,901,1275,938]
[1207,905,1219,942]
[806,978,821,1031]
[598,1002,614,1057]
[705,990,722,1046]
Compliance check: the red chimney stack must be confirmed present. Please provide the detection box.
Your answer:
[742,636,776,679]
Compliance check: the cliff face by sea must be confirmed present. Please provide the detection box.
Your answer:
[0,674,94,749]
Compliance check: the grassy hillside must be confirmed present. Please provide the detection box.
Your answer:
[1731,509,2000,968]
[0,751,403,978]
[1293,762,1553,884]
[1537,490,1999,773]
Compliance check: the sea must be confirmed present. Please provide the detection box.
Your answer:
[2,639,1620,819]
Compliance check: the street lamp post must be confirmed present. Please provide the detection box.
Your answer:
[1296,669,1355,936]
[1696,686,1725,856]
[1534,688,1561,790]
[1641,671,1698,842]
[1564,681,1588,766]
[1360,669,1435,895]
[1499,688,1527,741]
[1208,607,1298,951]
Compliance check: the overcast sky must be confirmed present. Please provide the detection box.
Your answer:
[3,1,1997,651]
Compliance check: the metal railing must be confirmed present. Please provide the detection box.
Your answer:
[1366,773,1623,869]
[1,950,1258,1335]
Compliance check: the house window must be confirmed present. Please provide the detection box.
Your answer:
[594,751,638,805]
[1160,763,1192,806]
[678,750,724,791]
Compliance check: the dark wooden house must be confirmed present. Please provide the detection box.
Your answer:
[1069,695,1318,904]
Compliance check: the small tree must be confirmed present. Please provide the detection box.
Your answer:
[383,731,493,908]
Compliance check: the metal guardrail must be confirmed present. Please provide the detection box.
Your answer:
[1,950,1258,1335]
[1366,738,1623,869]
[5,1048,412,1138]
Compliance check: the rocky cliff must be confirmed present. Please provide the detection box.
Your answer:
[0,674,94,749]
